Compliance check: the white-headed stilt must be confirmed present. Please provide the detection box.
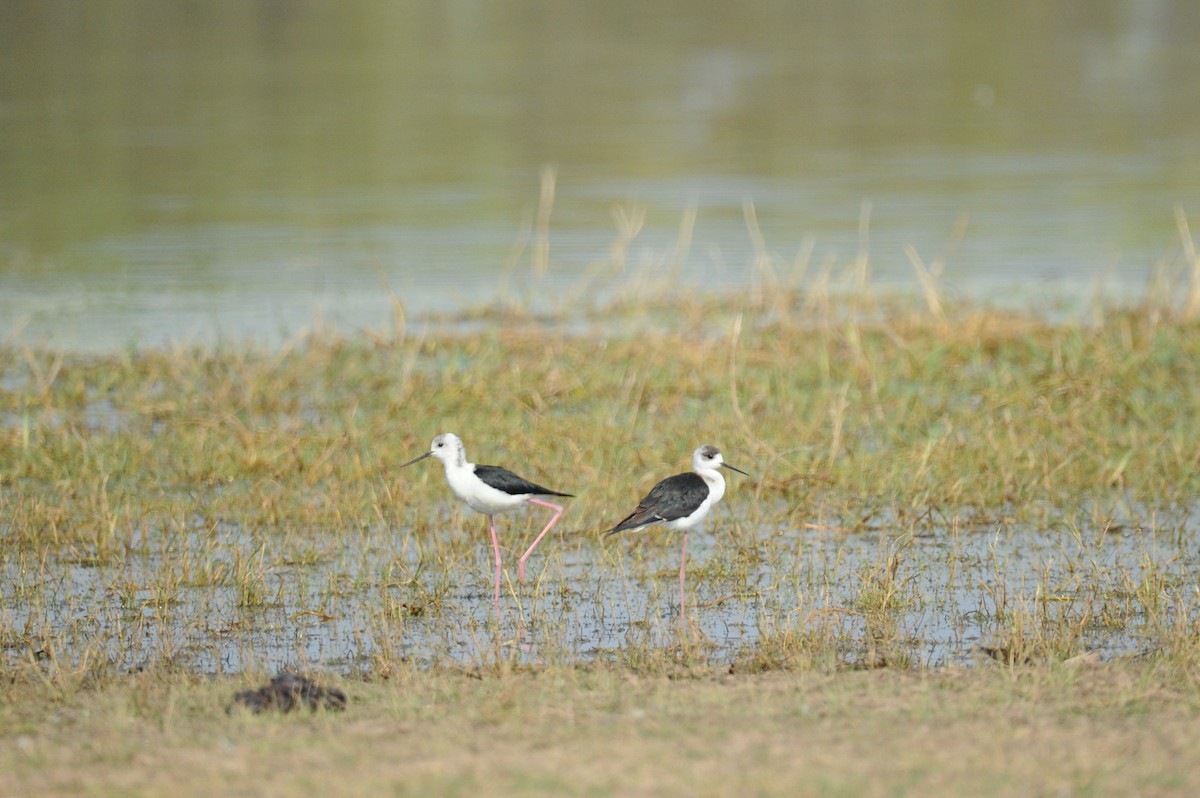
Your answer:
[401,432,573,620]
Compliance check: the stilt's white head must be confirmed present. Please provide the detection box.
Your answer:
[692,445,749,478]
[401,432,467,470]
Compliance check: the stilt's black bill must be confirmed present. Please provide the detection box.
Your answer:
[400,451,433,468]
[722,462,750,477]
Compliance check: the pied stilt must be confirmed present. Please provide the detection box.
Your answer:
[607,445,747,615]
[401,432,573,620]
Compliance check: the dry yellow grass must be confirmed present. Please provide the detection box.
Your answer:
[2,658,1199,797]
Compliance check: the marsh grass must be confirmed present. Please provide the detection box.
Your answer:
[3,206,1200,793]
[4,251,1200,671]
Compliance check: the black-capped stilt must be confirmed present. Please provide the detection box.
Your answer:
[607,445,747,615]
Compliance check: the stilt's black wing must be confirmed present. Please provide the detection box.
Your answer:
[607,472,708,534]
[474,465,573,498]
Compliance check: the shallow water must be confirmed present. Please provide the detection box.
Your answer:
[3,1,1200,351]
[4,504,1197,673]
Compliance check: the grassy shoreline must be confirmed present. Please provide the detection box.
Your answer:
[3,280,1200,794]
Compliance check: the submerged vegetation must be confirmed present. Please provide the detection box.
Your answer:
[2,207,1200,794]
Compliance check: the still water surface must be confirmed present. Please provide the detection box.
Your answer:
[2,1,1200,350]
[4,509,1195,673]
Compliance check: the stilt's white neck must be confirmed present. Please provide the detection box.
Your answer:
[697,468,727,504]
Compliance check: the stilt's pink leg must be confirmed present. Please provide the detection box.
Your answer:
[488,516,502,622]
[678,532,689,616]
[517,498,565,582]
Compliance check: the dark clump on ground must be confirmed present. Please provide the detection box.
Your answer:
[228,673,347,714]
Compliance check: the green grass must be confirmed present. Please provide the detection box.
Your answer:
[3,228,1200,793]
[5,294,1199,542]
[4,284,1200,647]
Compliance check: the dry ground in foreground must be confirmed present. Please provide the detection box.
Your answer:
[2,659,1198,797]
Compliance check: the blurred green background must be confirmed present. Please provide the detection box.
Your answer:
[2,0,1198,349]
